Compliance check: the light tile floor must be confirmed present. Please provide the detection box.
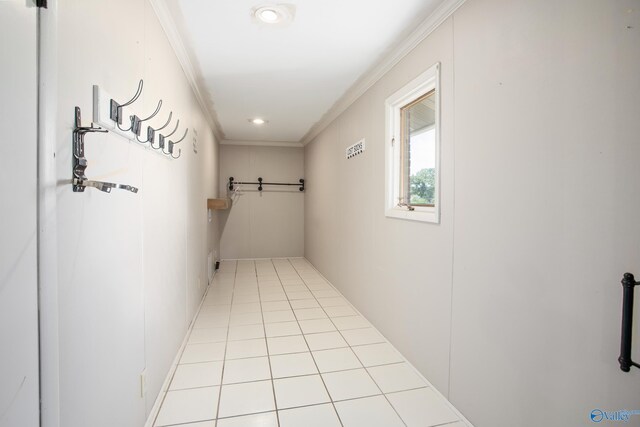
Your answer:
[152,258,471,427]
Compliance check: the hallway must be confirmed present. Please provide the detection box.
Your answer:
[3,1,640,426]
[152,259,468,427]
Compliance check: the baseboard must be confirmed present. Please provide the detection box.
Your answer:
[300,258,475,427]
[143,269,216,427]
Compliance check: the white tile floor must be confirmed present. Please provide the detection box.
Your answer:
[152,258,472,427]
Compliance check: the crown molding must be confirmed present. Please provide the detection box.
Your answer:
[300,0,466,145]
[148,0,225,142]
[221,140,304,148]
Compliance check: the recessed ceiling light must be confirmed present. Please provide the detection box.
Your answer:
[250,118,267,125]
[259,8,279,23]
[252,4,295,25]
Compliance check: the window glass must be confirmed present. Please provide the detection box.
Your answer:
[401,90,436,206]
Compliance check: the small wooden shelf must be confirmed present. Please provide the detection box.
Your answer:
[207,198,231,210]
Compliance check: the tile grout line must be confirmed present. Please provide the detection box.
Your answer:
[213,260,238,423]
[291,258,469,427]
[269,258,315,425]
[276,258,344,427]
[190,259,464,427]
[288,259,396,425]
[288,258,411,427]
[256,259,282,427]
[279,258,346,427]
[166,360,422,389]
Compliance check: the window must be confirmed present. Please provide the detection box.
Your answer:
[385,62,440,223]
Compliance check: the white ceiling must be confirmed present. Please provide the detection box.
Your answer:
[164,0,445,143]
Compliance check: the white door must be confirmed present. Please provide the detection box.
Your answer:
[0,1,40,426]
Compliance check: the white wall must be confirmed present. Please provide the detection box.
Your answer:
[54,1,220,426]
[449,1,640,425]
[219,144,304,259]
[0,3,39,426]
[305,16,456,396]
[304,1,640,426]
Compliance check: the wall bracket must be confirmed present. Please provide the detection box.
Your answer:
[72,106,138,194]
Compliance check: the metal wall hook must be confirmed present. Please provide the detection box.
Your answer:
[110,80,143,121]
[72,106,139,194]
[162,139,173,155]
[130,99,162,136]
[117,118,134,133]
[120,80,144,109]
[160,120,180,154]
[113,79,144,132]
[73,178,139,194]
[112,182,139,193]
[154,111,173,131]
[94,83,182,160]
[170,128,188,145]
[164,141,181,158]
[149,112,173,149]
[139,99,162,123]
[111,80,144,123]
[75,123,107,135]
[72,107,107,186]
[164,119,180,138]
[73,106,107,137]
[137,126,155,144]
[135,100,164,143]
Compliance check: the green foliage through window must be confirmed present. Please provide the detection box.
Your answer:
[409,168,435,205]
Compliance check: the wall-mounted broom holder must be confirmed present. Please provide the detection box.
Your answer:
[72,106,138,194]
[93,79,188,159]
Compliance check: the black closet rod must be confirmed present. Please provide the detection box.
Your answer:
[228,177,305,192]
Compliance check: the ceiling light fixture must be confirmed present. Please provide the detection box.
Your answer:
[250,118,267,125]
[259,8,279,23]
[252,4,295,25]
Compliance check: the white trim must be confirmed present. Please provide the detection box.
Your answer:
[147,0,225,142]
[220,139,304,148]
[300,0,465,145]
[38,2,60,426]
[385,63,441,224]
[386,206,439,223]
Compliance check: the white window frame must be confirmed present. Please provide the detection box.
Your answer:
[384,62,441,224]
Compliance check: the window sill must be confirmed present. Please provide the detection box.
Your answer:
[385,207,439,224]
